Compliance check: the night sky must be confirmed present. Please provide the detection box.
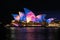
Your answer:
[0,0,60,24]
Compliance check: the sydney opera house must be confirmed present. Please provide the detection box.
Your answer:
[4,8,60,27]
[1,0,60,40]
[1,8,60,40]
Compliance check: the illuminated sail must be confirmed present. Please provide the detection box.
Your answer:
[19,12,24,18]
[24,8,36,23]
[12,14,20,21]
[36,14,46,22]
[42,14,46,20]
[19,11,26,21]
[46,18,54,24]
[35,18,40,23]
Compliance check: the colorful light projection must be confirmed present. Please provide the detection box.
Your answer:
[12,14,20,21]
[42,14,46,20]
[19,11,26,21]
[24,8,36,23]
[34,17,39,23]
[46,18,55,24]
[12,8,47,23]
[36,14,46,22]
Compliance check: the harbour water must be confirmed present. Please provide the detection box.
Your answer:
[8,27,59,40]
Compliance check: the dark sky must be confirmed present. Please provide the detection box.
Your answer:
[0,0,60,24]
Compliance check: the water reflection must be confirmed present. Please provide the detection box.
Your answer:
[14,27,49,40]
[9,27,59,40]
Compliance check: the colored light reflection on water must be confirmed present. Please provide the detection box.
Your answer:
[10,27,58,40]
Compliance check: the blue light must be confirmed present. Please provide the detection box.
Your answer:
[11,14,19,20]
[46,19,51,24]
[42,14,46,20]
[12,14,18,17]
[46,18,53,24]
[35,18,40,23]
[37,14,46,22]
[24,8,31,14]
[20,15,26,21]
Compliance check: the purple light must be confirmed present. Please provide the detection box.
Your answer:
[46,18,55,23]
[24,8,36,23]
[12,14,20,21]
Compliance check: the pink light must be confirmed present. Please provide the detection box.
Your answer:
[15,15,20,21]
[19,11,24,17]
[13,24,19,26]
[36,15,42,19]
[26,12,36,23]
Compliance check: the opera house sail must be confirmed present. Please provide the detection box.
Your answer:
[9,8,59,27]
